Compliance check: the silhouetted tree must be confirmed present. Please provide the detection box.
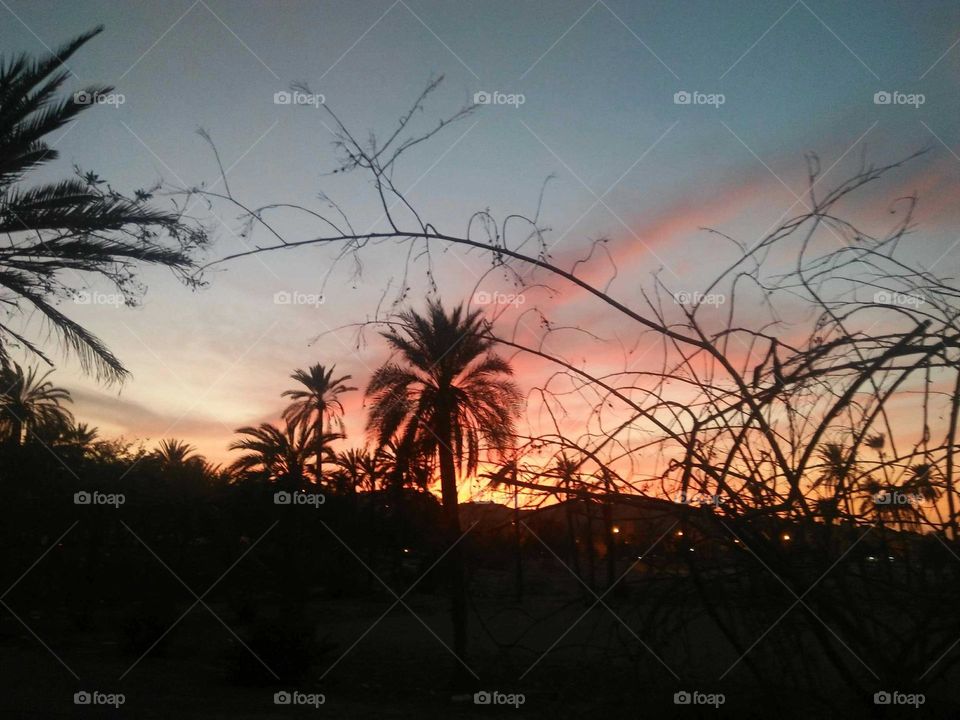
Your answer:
[375,437,434,495]
[282,363,355,486]
[54,421,98,448]
[228,420,314,490]
[366,299,522,665]
[0,27,207,380]
[153,438,200,469]
[151,437,213,499]
[0,363,72,445]
[334,447,378,494]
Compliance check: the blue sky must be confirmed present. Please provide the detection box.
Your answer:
[2,0,958,463]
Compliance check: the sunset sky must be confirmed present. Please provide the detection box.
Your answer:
[2,0,959,469]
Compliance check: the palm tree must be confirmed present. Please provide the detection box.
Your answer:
[375,436,434,494]
[151,438,213,500]
[0,363,73,445]
[282,364,355,486]
[56,421,99,448]
[228,420,314,490]
[902,463,940,504]
[335,447,379,494]
[153,438,199,468]
[814,441,858,518]
[49,421,98,463]
[202,462,233,485]
[366,299,522,663]
[0,27,207,380]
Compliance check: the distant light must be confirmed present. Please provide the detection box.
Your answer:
[866,555,877,562]
[403,548,410,554]
[888,555,895,562]
[688,548,694,552]
[612,526,621,534]
[782,533,791,541]
[676,530,684,537]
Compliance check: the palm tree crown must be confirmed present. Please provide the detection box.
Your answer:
[0,27,207,380]
[282,363,355,483]
[154,438,199,468]
[334,447,379,494]
[0,363,73,445]
[366,300,522,481]
[57,421,98,448]
[228,419,314,489]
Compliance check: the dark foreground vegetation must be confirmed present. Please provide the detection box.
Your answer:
[3,396,960,718]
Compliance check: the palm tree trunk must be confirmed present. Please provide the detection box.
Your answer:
[316,413,323,487]
[514,483,523,602]
[944,369,960,540]
[10,415,23,446]
[435,411,468,671]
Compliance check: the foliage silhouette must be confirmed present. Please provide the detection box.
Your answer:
[0,362,72,445]
[282,363,355,486]
[0,27,207,380]
[366,298,522,665]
